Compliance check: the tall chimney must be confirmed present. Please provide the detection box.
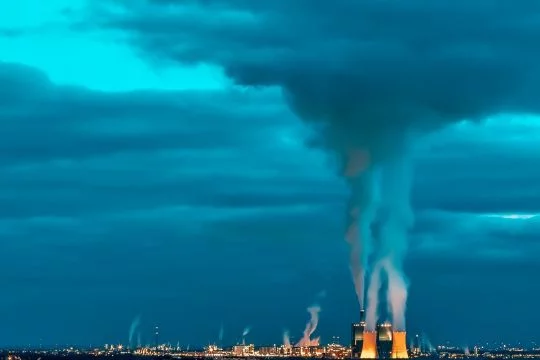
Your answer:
[360,331,378,359]
[391,331,408,359]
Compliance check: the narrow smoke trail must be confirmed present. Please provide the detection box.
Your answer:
[296,305,321,347]
[137,332,141,348]
[219,323,224,343]
[129,315,141,348]
[242,326,250,344]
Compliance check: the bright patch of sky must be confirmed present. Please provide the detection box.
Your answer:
[484,213,538,220]
[0,0,229,91]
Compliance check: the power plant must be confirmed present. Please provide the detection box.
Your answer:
[351,310,409,359]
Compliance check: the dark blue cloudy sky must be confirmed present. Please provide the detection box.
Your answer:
[1,0,540,349]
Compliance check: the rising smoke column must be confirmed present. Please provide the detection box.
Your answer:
[242,326,250,344]
[129,315,141,348]
[283,330,291,348]
[296,305,321,347]
[344,159,380,309]
[219,323,224,345]
[104,0,540,332]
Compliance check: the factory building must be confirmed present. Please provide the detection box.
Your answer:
[351,310,409,359]
[376,323,393,359]
[351,310,366,358]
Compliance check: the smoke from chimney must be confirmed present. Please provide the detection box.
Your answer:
[296,305,321,347]
[283,330,291,348]
[219,323,224,343]
[101,0,540,336]
[242,326,250,345]
[129,315,141,348]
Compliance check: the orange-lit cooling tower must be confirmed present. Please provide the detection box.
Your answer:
[360,331,378,359]
[391,331,408,359]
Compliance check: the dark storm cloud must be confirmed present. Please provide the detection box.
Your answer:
[0,61,295,163]
[414,118,540,213]
[92,0,540,157]
[2,59,540,345]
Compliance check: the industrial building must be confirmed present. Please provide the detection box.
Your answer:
[351,310,409,359]
[351,310,366,358]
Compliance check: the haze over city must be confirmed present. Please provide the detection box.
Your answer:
[1,0,540,351]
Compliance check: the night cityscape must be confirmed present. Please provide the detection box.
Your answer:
[2,1,540,360]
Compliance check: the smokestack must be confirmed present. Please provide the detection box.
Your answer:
[391,331,408,359]
[360,331,378,359]
[360,309,366,324]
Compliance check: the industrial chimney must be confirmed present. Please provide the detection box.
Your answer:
[391,331,408,359]
[360,331,378,359]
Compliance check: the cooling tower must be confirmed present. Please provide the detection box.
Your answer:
[391,331,408,359]
[360,331,378,359]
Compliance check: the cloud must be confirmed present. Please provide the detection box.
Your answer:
[92,1,540,139]
[1,59,540,345]
[414,116,540,213]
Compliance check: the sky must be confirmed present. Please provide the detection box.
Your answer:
[1,0,540,349]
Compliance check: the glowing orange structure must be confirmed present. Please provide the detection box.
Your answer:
[391,331,408,359]
[360,331,378,359]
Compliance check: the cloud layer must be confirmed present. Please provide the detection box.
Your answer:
[3,0,540,344]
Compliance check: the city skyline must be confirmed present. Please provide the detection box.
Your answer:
[1,0,540,348]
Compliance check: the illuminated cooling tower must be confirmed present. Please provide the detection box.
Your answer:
[391,331,408,359]
[360,331,378,359]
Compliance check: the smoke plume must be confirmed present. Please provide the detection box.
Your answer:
[102,0,540,331]
[283,330,291,348]
[295,305,321,347]
[242,326,250,344]
[129,315,141,348]
[219,323,224,343]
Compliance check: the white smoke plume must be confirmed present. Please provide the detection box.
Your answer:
[129,315,141,348]
[295,305,321,347]
[137,332,141,348]
[365,261,383,331]
[242,326,250,344]
[283,330,291,348]
[219,323,224,343]
[100,0,540,334]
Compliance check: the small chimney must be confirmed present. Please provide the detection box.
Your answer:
[391,331,408,359]
[360,331,378,359]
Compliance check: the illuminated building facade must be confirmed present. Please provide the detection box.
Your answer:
[377,323,393,359]
[352,310,366,358]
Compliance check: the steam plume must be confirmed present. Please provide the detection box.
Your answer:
[219,323,224,343]
[242,326,250,344]
[295,305,321,347]
[129,315,141,348]
[365,262,383,331]
[283,330,291,348]
[102,0,540,334]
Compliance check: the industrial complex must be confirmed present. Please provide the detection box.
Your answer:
[351,310,408,359]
